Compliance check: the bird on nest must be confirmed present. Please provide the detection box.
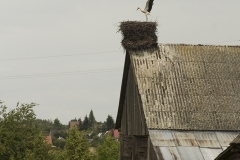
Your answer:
[137,0,154,21]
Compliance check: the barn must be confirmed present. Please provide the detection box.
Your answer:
[115,44,240,160]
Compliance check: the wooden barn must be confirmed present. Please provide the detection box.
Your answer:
[115,44,240,160]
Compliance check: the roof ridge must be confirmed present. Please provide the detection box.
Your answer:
[159,43,240,47]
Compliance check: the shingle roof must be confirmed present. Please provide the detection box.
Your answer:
[130,44,240,130]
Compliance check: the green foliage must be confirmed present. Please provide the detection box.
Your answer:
[62,126,93,160]
[106,115,115,131]
[0,101,52,160]
[101,122,107,133]
[23,132,53,160]
[52,138,65,149]
[54,118,62,129]
[0,101,119,160]
[53,131,67,139]
[78,118,82,130]
[81,115,89,131]
[96,135,119,160]
[91,135,105,148]
[34,119,53,136]
[48,149,65,160]
[89,109,96,130]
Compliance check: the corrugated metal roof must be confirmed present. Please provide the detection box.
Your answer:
[215,134,240,159]
[177,147,204,160]
[129,44,240,130]
[222,147,228,150]
[200,148,223,160]
[194,132,221,148]
[173,131,198,146]
[215,132,239,146]
[157,147,181,160]
[149,130,175,147]
[230,134,240,144]
[149,130,238,160]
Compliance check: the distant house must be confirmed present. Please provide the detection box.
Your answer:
[45,135,56,148]
[113,129,119,139]
[45,135,53,145]
[97,133,103,137]
[57,136,65,140]
[215,134,240,160]
[115,44,240,160]
[106,129,119,140]
[69,120,79,129]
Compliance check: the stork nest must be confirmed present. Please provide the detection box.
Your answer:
[118,21,158,51]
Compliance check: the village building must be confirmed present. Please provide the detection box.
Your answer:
[115,44,240,160]
[106,129,120,140]
[69,120,79,129]
[45,135,56,148]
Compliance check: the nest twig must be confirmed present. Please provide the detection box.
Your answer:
[118,21,158,51]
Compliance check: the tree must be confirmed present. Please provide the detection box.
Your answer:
[62,126,92,160]
[96,135,119,160]
[106,115,115,131]
[88,109,96,129]
[0,101,52,160]
[81,115,89,131]
[52,131,67,149]
[91,135,105,148]
[54,118,62,129]
[52,139,65,149]
[23,132,54,160]
[78,118,82,131]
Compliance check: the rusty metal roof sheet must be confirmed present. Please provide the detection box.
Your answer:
[215,132,239,146]
[149,130,176,147]
[157,147,181,160]
[149,129,238,160]
[177,147,204,160]
[230,134,240,144]
[200,148,223,160]
[129,44,240,130]
[173,131,198,146]
[194,132,221,148]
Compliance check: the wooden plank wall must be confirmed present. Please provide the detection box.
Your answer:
[133,136,148,160]
[120,136,133,160]
[120,63,148,136]
[119,61,150,159]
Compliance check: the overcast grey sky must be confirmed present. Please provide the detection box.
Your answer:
[1,1,239,124]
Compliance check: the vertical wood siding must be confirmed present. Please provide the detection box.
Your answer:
[120,62,148,136]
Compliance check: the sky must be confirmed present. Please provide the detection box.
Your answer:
[0,0,240,124]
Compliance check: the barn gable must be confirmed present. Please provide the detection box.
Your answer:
[116,44,240,160]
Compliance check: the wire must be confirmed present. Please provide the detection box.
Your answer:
[0,68,123,80]
[209,40,240,44]
[0,51,122,62]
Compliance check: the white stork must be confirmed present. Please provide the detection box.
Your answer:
[137,0,154,21]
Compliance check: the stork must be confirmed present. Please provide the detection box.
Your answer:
[137,0,154,21]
